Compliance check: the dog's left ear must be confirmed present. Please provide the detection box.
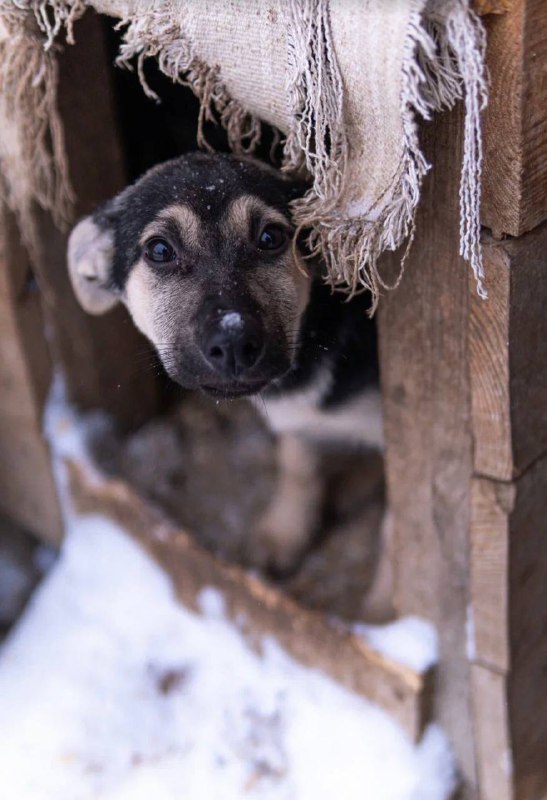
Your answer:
[67,215,120,315]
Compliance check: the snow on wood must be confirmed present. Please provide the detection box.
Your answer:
[0,512,455,800]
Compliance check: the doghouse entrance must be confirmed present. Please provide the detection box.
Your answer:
[2,9,427,753]
[71,18,388,625]
[3,5,546,797]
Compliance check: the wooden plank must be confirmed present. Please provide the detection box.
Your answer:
[471,664,513,800]
[469,459,547,799]
[508,455,547,800]
[67,457,434,742]
[469,241,512,480]
[31,11,159,430]
[378,105,477,793]
[470,225,547,480]
[473,0,511,14]
[481,0,547,236]
[470,477,511,672]
[506,225,547,476]
[0,208,62,543]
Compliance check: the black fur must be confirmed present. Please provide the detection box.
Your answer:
[91,152,378,403]
[266,280,379,407]
[94,152,305,290]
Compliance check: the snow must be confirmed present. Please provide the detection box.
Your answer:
[353,616,438,674]
[220,311,243,331]
[0,380,456,799]
[0,515,455,800]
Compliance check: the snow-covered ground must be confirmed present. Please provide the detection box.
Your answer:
[0,512,455,800]
[0,386,456,799]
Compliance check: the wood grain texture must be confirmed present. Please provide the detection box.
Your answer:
[31,12,159,430]
[0,208,62,543]
[473,0,511,14]
[506,224,547,476]
[508,455,547,800]
[470,477,512,671]
[481,0,547,235]
[469,458,547,800]
[471,664,513,800]
[378,104,477,793]
[470,225,547,481]
[67,458,434,742]
[469,242,512,480]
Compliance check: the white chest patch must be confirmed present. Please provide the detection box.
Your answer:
[253,368,384,449]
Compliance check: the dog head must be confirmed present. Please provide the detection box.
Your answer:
[68,153,310,398]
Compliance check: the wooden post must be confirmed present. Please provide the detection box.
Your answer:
[469,228,547,800]
[380,1,546,796]
[481,0,547,236]
[0,208,62,543]
[378,103,478,795]
[31,11,160,430]
[469,1,547,792]
[0,11,160,543]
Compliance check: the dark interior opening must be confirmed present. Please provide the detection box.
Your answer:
[104,21,283,182]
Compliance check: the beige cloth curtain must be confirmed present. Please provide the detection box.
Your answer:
[0,0,488,307]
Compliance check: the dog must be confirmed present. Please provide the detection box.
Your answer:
[68,152,389,600]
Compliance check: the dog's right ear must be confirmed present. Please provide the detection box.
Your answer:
[67,215,120,315]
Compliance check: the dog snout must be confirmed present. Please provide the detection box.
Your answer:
[201,311,265,378]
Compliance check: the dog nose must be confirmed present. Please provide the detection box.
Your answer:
[203,312,264,377]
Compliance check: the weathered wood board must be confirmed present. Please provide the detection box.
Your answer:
[68,457,434,743]
[0,208,62,543]
[31,12,159,431]
[471,663,512,800]
[481,0,547,236]
[469,457,547,800]
[378,103,478,795]
[470,224,547,481]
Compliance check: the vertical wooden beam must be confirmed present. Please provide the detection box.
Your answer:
[470,477,511,672]
[471,664,512,800]
[32,11,159,430]
[481,0,547,236]
[380,2,546,792]
[378,104,477,795]
[0,207,62,543]
[469,459,547,800]
[508,456,547,800]
[471,228,547,481]
[469,224,547,800]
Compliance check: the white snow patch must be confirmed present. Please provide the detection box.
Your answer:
[1,379,455,798]
[0,514,456,800]
[353,616,438,674]
[220,311,243,331]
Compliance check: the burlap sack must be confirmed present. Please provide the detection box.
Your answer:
[0,0,488,307]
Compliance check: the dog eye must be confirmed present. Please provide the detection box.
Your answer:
[257,224,287,252]
[144,237,177,265]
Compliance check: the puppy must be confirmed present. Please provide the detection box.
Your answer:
[68,153,386,585]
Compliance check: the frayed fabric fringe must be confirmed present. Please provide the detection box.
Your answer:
[284,0,488,312]
[116,5,262,155]
[0,1,84,254]
[0,0,487,306]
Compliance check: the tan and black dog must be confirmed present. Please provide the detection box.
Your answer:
[68,152,386,587]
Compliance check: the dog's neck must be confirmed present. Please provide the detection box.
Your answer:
[265,277,378,409]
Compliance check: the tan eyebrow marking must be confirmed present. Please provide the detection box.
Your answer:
[140,203,202,249]
[222,195,289,240]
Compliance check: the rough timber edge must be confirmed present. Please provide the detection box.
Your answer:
[67,456,434,742]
